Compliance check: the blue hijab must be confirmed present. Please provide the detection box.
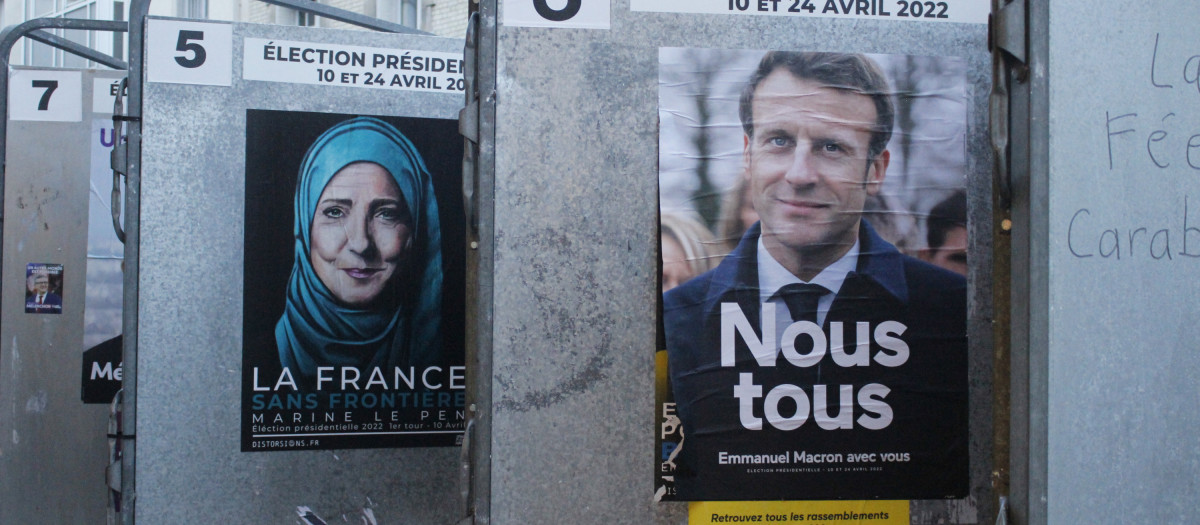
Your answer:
[276,117,443,380]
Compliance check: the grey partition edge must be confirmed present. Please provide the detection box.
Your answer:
[1009,0,1200,523]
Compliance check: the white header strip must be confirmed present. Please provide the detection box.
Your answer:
[630,0,989,25]
[242,38,465,94]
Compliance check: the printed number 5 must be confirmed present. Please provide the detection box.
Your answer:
[174,30,206,68]
[533,0,580,21]
[31,80,57,111]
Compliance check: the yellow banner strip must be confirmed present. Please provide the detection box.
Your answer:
[690,500,908,524]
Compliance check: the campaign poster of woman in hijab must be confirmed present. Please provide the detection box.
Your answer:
[241,110,465,452]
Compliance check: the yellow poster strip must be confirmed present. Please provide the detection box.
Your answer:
[689,500,908,525]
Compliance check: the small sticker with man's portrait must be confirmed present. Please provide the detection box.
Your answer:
[26,263,64,314]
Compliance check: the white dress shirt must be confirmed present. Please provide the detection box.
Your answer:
[757,237,860,346]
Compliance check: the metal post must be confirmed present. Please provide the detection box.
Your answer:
[121,5,147,521]
[257,0,430,34]
[24,29,128,69]
[457,4,497,523]
[466,2,495,522]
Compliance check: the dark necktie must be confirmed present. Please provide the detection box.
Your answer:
[775,283,828,324]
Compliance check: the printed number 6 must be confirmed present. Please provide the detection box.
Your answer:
[31,80,57,111]
[533,0,580,21]
[174,30,206,68]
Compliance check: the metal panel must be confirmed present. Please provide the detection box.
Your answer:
[1026,1,1200,523]
[481,2,993,523]
[0,67,124,525]
[136,20,464,523]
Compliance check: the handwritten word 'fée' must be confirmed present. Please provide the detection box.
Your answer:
[1105,111,1200,170]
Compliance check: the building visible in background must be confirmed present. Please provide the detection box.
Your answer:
[243,0,469,37]
[0,0,470,68]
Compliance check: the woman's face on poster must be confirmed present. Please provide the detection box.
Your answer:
[310,162,413,307]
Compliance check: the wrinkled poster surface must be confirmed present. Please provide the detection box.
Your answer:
[656,48,969,501]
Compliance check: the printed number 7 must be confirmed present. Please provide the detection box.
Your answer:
[174,30,206,68]
[31,80,57,111]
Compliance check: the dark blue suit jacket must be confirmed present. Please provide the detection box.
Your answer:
[663,221,967,501]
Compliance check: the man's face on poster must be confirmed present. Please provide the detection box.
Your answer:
[33,274,49,294]
[925,225,968,276]
[744,69,889,272]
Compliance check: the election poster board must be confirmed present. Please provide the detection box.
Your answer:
[656,47,968,501]
[241,110,466,452]
[2,68,121,522]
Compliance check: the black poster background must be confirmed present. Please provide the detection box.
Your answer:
[241,109,465,452]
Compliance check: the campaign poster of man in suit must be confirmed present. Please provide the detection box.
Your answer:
[25,263,64,314]
[656,49,968,501]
